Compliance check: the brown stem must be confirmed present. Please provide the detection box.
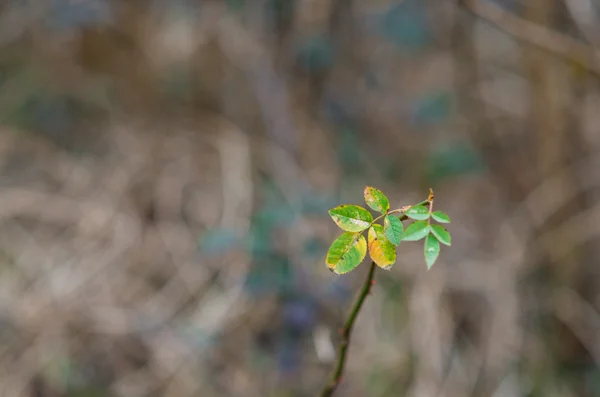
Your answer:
[320,261,377,397]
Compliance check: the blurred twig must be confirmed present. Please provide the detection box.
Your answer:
[564,0,600,47]
[0,1,48,47]
[555,287,600,365]
[453,0,530,202]
[452,4,524,395]
[462,0,600,75]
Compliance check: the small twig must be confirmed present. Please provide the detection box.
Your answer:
[564,0,600,47]
[320,261,377,397]
[461,0,600,75]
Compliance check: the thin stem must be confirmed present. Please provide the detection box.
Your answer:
[320,261,377,397]
[372,195,432,224]
[386,209,403,216]
[427,188,435,224]
[386,209,410,220]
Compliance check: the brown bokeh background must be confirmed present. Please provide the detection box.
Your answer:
[1,0,600,396]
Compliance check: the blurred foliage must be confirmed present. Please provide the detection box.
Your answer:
[244,253,295,296]
[426,141,486,183]
[411,91,452,126]
[47,0,113,30]
[297,35,335,72]
[199,228,242,255]
[373,1,432,52]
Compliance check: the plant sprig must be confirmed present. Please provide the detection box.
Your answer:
[321,187,452,396]
[326,187,451,274]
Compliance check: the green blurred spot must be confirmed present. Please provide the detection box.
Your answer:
[300,193,337,214]
[161,65,194,103]
[66,389,109,397]
[248,224,272,255]
[426,142,485,183]
[246,178,299,255]
[245,254,294,295]
[413,91,452,125]
[266,0,297,27]
[382,159,403,181]
[226,0,245,10]
[178,325,214,349]
[338,128,363,174]
[303,237,325,258]
[258,206,297,226]
[247,206,297,255]
[199,229,241,255]
[297,35,334,72]
[585,368,600,395]
[376,2,431,51]
[366,367,388,395]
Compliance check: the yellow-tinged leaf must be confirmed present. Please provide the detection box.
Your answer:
[328,205,373,232]
[368,224,396,269]
[325,232,367,274]
[364,186,390,213]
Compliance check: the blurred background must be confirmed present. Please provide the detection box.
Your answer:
[1,0,600,396]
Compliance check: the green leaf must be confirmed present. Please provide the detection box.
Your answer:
[431,224,451,246]
[402,221,430,241]
[424,234,440,269]
[431,211,450,223]
[326,232,367,274]
[405,205,430,220]
[328,205,373,232]
[368,224,396,269]
[363,186,390,213]
[384,215,404,245]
